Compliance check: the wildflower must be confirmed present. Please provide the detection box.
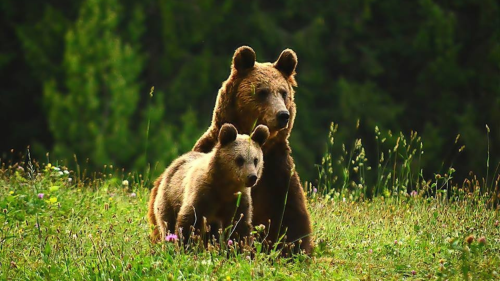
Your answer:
[38,193,44,199]
[9,191,14,195]
[465,235,474,244]
[410,190,418,197]
[228,239,233,246]
[411,270,416,275]
[226,276,231,281]
[63,170,69,175]
[53,166,60,171]
[130,193,137,198]
[368,249,373,254]
[35,223,39,229]
[68,178,73,183]
[255,224,266,232]
[122,180,129,187]
[17,166,24,172]
[478,237,486,245]
[394,240,398,245]
[165,234,178,242]
[313,188,317,193]
[495,220,499,227]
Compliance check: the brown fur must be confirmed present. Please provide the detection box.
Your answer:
[147,176,161,241]
[193,46,313,255]
[148,124,269,246]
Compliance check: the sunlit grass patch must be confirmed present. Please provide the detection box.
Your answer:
[1,119,499,280]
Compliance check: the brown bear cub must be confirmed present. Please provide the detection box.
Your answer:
[193,46,313,255]
[148,124,269,247]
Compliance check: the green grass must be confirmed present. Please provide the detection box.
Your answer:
[1,161,499,280]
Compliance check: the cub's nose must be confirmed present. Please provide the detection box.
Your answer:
[276,110,290,129]
[246,174,258,187]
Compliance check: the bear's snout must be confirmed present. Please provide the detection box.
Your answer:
[276,110,290,129]
[246,174,258,187]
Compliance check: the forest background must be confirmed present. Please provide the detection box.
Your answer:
[1,0,499,183]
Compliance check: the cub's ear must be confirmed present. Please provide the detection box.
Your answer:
[219,123,238,146]
[274,49,297,77]
[232,46,256,72]
[251,125,270,147]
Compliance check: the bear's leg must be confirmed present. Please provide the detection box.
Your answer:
[219,192,253,251]
[153,190,177,243]
[252,170,313,256]
[176,202,211,249]
[230,192,252,241]
[148,184,160,242]
[280,172,313,256]
[208,222,221,245]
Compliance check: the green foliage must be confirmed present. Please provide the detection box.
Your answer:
[41,0,202,177]
[316,121,500,206]
[1,0,499,181]
[43,0,143,167]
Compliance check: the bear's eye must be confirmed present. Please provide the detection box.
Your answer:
[254,158,258,166]
[236,156,245,167]
[257,89,270,100]
[280,90,288,100]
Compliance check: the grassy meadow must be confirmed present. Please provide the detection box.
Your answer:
[1,125,499,280]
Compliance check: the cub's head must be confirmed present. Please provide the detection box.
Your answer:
[223,46,298,139]
[215,123,269,188]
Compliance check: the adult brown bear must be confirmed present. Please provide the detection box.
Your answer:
[193,46,313,255]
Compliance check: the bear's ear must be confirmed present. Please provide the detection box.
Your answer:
[251,125,270,147]
[274,49,298,77]
[219,123,238,146]
[232,46,256,72]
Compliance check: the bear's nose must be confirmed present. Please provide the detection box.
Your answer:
[246,174,258,187]
[276,111,290,129]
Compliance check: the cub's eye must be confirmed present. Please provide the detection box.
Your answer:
[236,156,245,167]
[257,89,270,100]
[280,90,288,100]
[253,158,258,166]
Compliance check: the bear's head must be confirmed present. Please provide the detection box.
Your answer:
[216,46,298,142]
[214,123,269,189]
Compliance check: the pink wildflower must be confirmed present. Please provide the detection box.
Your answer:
[165,234,178,242]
